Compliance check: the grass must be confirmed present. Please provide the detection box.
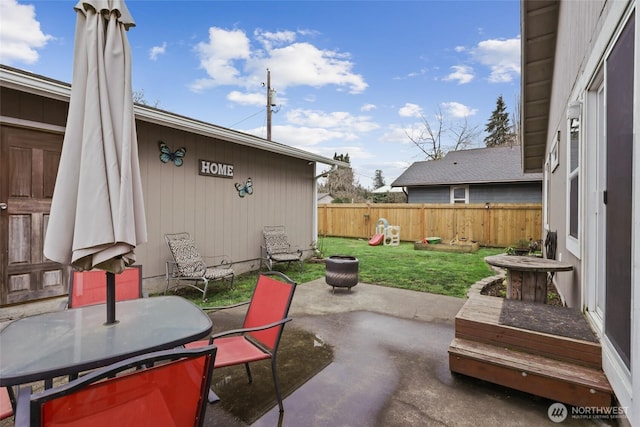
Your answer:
[174,237,505,308]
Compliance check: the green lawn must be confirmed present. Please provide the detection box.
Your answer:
[174,237,505,308]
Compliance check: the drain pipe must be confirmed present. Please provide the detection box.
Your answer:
[312,164,339,253]
[315,164,338,180]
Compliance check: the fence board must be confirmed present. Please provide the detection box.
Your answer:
[317,203,542,248]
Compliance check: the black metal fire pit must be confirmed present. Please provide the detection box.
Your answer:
[325,255,359,292]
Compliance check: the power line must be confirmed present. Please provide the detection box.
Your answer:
[227,108,264,129]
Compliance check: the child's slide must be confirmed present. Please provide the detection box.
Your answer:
[368,233,384,246]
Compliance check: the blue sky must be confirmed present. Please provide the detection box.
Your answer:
[0,0,521,188]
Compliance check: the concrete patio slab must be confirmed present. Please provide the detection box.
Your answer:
[204,279,619,426]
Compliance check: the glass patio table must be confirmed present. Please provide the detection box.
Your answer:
[0,296,212,388]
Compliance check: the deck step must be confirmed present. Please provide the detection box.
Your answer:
[449,337,613,408]
[455,295,602,369]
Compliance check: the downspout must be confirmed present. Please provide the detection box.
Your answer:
[312,164,339,251]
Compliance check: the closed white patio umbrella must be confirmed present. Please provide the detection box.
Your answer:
[44,0,147,324]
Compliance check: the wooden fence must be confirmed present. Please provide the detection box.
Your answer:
[317,203,542,248]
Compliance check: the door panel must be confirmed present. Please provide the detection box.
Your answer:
[604,14,634,369]
[1,125,68,305]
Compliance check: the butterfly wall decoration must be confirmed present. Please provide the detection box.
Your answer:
[158,141,186,167]
[235,178,253,197]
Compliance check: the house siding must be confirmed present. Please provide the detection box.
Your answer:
[0,78,323,301]
[545,0,611,307]
[407,186,449,203]
[407,182,542,204]
[535,0,638,422]
[469,183,542,203]
[136,121,315,281]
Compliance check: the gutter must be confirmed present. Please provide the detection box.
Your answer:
[0,65,348,169]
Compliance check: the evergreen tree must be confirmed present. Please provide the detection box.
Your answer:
[484,95,511,147]
[373,170,385,189]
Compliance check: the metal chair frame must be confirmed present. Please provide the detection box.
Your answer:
[261,225,303,272]
[165,232,235,300]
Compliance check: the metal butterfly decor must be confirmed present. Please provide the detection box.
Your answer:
[235,178,253,197]
[158,141,186,167]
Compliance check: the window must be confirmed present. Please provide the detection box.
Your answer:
[566,101,581,256]
[450,185,468,204]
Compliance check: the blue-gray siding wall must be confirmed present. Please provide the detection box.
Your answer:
[407,182,542,204]
[407,186,450,203]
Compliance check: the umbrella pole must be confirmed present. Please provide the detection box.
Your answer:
[105,271,118,325]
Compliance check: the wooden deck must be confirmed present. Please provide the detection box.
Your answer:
[448,293,613,408]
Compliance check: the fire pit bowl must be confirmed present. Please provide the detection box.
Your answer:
[325,255,359,292]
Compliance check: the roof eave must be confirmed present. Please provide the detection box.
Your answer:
[521,0,559,173]
[0,64,347,168]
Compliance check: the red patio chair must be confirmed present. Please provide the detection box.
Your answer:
[14,345,217,427]
[186,271,297,412]
[0,387,13,420]
[68,265,143,308]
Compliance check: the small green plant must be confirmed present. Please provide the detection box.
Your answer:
[506,238,532,256]
[311,235,326,258]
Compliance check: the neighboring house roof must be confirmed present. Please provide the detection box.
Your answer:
[371,185,403,193]
[0,64,348,169]
[317,193,334,203]
[391,146,542,187]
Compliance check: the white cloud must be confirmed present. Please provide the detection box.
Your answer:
[190,27,367,96]
[254,28,296,50]
[149,42,167,61]
[398,103,423,118]
[257,42,367,93]
[244,124,364,152]
[454,46,466,53]
[393,68,427,80]
[472,36,521,83]
[226,90,265,106]
[361,103,376,112]
[286,109,379,133]
[380,125,412,144]
[191,27,252,91]
[0,0,52,65]
[443,65,474,84]
[441,101,478,118]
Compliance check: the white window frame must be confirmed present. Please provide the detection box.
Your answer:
[450,185,469,204]
[566,103,581,258]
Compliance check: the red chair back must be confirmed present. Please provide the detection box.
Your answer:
[0,387,12,420]
[244,273,296,350]
[68,265,142,308]
[26,346,216,427]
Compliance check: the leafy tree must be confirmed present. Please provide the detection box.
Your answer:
[373,170,385,189]
[484,95,511,147]
[318,153,367,203]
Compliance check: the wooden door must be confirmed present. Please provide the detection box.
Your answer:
[0,125,68,305]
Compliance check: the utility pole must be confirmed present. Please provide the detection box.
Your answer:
[266,69,276,141]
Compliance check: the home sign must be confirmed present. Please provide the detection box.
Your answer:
[199,159,234,178]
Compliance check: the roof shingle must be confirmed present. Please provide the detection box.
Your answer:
[391,146,542,187]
